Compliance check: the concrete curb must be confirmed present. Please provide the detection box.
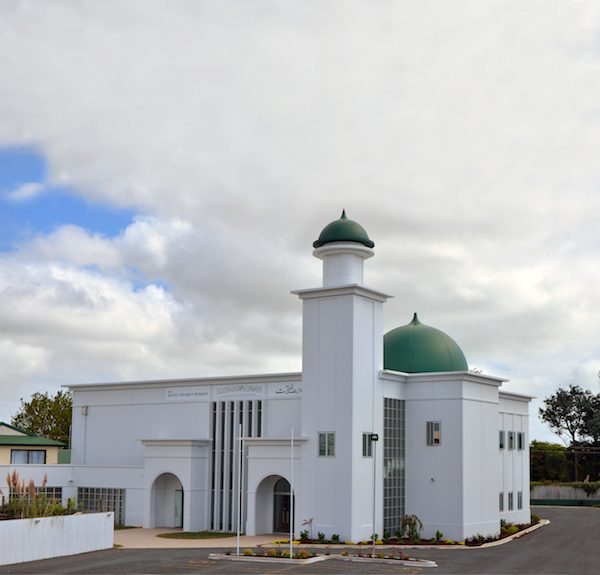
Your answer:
[208,552,437,568]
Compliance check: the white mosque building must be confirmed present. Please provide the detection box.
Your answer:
[1,212,531,542]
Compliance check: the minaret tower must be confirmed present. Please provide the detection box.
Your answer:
[294,210,390,542]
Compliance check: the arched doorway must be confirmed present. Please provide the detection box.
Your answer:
[254,475,294,534]
[150,473,183,528]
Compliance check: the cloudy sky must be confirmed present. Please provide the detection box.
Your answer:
[2,0,600,442]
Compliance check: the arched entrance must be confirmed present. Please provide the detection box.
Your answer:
[254,475,294,534]
[150,473,183,528]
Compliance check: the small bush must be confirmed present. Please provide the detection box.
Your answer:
[531,513,540,524]
[317,531,325,541]
[266,549,277,557]
[401,514,423,543]
[299,529,309,542]
[280,550,290,558]
[331,533,340,543]
[297,550,310,559]
[376,552,385,559]
[243,549,254,556]
[435,530,444,542]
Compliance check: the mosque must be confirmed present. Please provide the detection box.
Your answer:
[1,212,531,541]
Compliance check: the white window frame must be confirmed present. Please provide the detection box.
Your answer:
[426,421,441,446]
[318,432,335,457]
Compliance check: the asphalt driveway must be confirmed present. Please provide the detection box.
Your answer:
[0,507,597,574]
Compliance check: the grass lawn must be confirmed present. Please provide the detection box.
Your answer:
[157,531,236,539]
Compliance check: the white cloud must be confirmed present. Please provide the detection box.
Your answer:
[6,181,44,201]
[1,1,600,441]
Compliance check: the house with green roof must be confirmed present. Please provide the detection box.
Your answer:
[0,422,65,465]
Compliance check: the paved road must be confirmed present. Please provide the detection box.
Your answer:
[0,507,598,574]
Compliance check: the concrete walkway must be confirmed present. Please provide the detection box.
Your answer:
[114,528,278,549]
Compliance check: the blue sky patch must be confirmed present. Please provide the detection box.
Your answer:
[0,147,135,250]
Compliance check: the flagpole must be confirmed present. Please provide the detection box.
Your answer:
[290,426,294,559]
[236,423,242,556]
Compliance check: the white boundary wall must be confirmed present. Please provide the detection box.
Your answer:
[0,512,114,566]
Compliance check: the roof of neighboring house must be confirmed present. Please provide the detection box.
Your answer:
[0,421,65,447]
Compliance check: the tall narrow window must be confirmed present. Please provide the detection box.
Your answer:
[426,421,441,446]
[508,492,514,510]
[517,491,523,510]
[499,492,504,512]
[508,431,515,450]
[499,430,505,449]
[517,432,525,450]
[318,432,335,456]
[362,432,373,457]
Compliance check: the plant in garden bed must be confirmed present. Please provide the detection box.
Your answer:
[0,471,75,520]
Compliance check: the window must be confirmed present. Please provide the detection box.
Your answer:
[10,450,46,464]
[508,431,515,450]
[362,432,373,457]
[77,487,126,525]
[499,492,504,511]
[508,492,514,511]
[499,430,505,449]
[517,491,523,510]
[426,421,441,446]
[517,432,525,450]
[318,432,335,456]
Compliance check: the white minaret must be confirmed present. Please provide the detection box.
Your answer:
[294,210,390,542]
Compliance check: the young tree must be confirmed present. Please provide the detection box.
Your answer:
[11,391,72,444]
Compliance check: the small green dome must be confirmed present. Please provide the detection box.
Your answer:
[384,313,468,373]
[313,210,375,249]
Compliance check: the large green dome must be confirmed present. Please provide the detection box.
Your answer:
[384,313,468,373]
[313,210,374,249]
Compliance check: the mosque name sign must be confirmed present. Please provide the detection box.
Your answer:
[165,387,210,402]
[269,383,303,398]
[214,384,264,398]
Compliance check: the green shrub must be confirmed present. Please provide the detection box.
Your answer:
[266,549,277,557]
[401,514,423,543]
[317,531,325,541]
[331,533,340,542]
[243,549,254,556]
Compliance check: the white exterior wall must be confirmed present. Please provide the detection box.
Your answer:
[461,381,501,539]
[499,392,530,524]
[297,285,387,542]
[403,373,504,541]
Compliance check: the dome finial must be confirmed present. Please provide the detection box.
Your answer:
[341,209,347,219]
[411,312,421,325]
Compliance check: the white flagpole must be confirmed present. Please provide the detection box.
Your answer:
[236,423,242,556]
[290,426,294,559]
